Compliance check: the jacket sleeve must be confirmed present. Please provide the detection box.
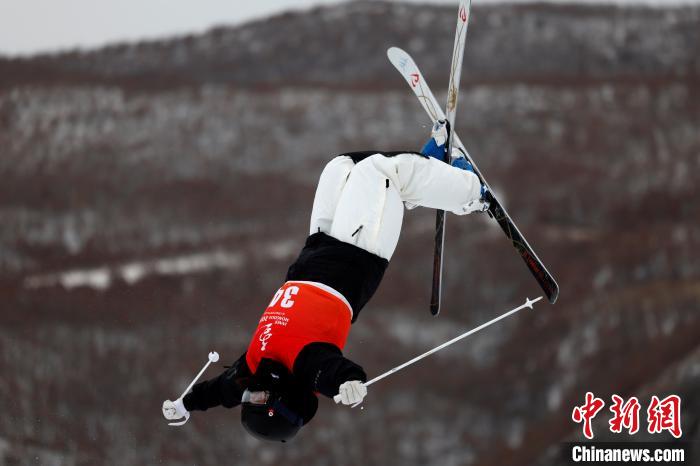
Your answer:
[293,342,367,398]
[182,352,251,412]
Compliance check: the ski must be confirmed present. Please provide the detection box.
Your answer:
[387,47,560,304]
[430,0,472,316]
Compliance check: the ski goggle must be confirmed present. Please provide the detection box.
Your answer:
[242,390,270,405]
[241,389,304,427]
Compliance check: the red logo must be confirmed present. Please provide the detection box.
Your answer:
[410,73,420,88]
[572,393,683,439]
[459,6,468,23]
[572,392,605,440]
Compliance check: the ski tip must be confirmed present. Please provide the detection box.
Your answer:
[429,303,441,316]
[547,287,559,304]
[388,47,413,66]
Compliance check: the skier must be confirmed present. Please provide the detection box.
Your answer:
[162,121,487,442]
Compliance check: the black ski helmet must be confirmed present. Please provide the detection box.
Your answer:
[241,358,318,443]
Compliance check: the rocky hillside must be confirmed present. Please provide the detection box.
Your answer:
[0,2,698,465]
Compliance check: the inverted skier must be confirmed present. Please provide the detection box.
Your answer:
[162,121,488,442]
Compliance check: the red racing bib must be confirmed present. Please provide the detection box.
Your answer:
[245,281,353,373]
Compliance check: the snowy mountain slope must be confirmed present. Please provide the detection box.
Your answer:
[0,2,698,89]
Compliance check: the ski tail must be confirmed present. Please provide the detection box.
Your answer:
[485,193,560,303]
[431,0,472,316]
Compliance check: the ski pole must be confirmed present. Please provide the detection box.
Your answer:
[169,351,219,426]
[334,297,542,406]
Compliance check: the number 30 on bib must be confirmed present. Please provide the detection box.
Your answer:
[268,285,299,309]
